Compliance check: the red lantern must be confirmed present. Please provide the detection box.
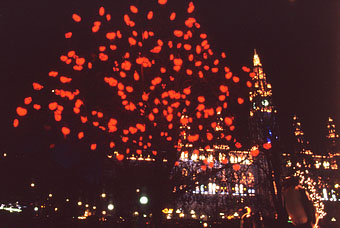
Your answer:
[233,164,240,171]
[116,154,124,161]
[222,158,228,164]
[263,143,272,150]
[16,107,27,117]
[251,149,260,157]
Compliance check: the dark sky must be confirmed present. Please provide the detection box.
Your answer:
[1,0,339,153]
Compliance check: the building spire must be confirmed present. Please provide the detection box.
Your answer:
[253,49,262,67]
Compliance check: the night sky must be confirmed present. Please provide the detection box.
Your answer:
[1,0,339,153]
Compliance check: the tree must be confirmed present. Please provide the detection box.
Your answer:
[12,0,251,225]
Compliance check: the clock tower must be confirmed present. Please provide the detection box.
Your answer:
[249,50,279,146]
[248,50,282,218]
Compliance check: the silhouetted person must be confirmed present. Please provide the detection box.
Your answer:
[281,176,318,228]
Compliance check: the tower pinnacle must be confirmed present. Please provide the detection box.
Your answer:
[253,49,262,67]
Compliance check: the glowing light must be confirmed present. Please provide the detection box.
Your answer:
[107,204,114,210]
[139,196,148,205]
[253,49,262,67]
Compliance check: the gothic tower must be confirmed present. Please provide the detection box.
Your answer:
[292,115,311,154]
[248,50,280,217]
[325,117,339,155]
[249,50,279,146]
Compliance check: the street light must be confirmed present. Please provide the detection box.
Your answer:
[108,204,114,211]
[139,196,149,205]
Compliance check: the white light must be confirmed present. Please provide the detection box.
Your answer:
[3,153,7,157]
[101,193,106,198]
[102,210,106,215]
[108,204,114,210]
[77,201,82,206]
[139,196,148,205]
[48,193,53,198]
[93,206,96,210]
[30,183,35,188]
[66,198,70,202]
[33,207,39,212]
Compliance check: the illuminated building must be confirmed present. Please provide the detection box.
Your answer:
[283,115,340,220]
[169,50,277,219]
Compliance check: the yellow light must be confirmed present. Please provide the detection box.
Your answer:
[101,193,106,198]
[78,201,82,206]
[54,207,58,212]
[102,210,106,215]
[203,222,208,227]
[162,208,169,214]
[48,193,53,198]
[335,184,339,189]
[253,50,262,67]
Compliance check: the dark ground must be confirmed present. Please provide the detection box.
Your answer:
[0,212,293,228]
[1,212,340,228]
